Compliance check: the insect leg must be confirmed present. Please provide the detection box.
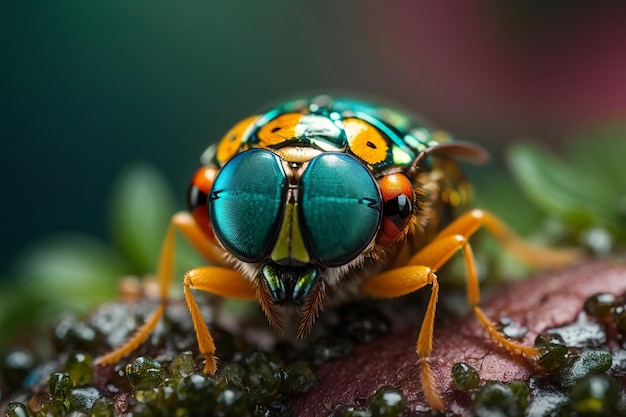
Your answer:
[96,211,232,368]
[424,208,581,267]
[457,239,539,357]
[361,219,551,410]
[361,263,442,410]
[183,266,256,373]
[169,211,232,267]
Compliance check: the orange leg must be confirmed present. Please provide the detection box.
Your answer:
[426,209,581,268]
[361,208,573,410]
[184,266,256,373]
[96,211,254,371]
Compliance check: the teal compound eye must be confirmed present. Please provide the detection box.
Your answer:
[209,149,287,262]
[299,153,382,267]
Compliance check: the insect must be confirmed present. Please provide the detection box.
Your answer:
[97,95,579,410]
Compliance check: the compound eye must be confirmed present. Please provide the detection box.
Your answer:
[209,149,287,262]
[299,153,382,267]
[377,173,414,246]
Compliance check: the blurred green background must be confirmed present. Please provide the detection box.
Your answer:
[2,1,626,286]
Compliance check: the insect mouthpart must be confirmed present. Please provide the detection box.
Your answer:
[261,262,320,306]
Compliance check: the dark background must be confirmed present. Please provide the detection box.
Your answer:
[3,1,626,277]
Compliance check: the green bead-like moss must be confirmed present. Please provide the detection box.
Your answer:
[584,293,617,319]
[66,411,90,417]
[245,373,280,405]
[557,350,612,388]
[367,386,406,417]
[278,361,316,396]
[451,362,480,391]
[338,304,390,343]
[1,350,35,390]
[90,398,115,417]
[219,362,247,389]
[535,334,568,370]
[152,385,177,410]
[253,401,297,417]
[307,336,354,365]
[234,351,281,404]
[64,352,94,387]
[48,372,73,400]
[125,357,166,390]
[125,402,154,417]
[4,402,30,417]
[176,373,218,414]
[241,350,284,374]
[507,381,530,411]
[168,351,196,384]
[69,386,101,412]
[472,381,528,417]
[525,383,569,417]
[214,387,248,416]
[569,375,619,415]
[43,399,67,417]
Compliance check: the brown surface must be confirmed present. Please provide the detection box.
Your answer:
[291,260,626,416]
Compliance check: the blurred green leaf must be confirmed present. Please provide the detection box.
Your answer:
[0,285,48,346]
[566,122,626,240]
[11,234,127,308]
[1,234,127,345]
[471,166,544,234]
[509,125,626,246]
[508,143,616,230]
[108,162,176,273]
[567,122,626,195]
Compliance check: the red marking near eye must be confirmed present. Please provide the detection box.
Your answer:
[188,166,219,238]
[378,173,414,246]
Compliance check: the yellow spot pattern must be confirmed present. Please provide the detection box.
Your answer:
[257,113,303,147]
[344,118,388,164]
[217,115,258,165]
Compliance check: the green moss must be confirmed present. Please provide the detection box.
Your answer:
[472,381,529,417]
[367,386,406,417]
[4,402,30,417]
[556,350,612,388]
[125,357,166,390]
[168,351,196,384]
[535,334,568,371]
[336,303,390,343]
[1,349,36,390]
[569,375,620,415]
[90,398,115,417]
[583,293,617,319]
[451,362,480,391]
[306,335,354,365]
[68,387,101,412]
[214,387,248,416]
[64,353,94,387]
[176,373,218,414]
[278,362,316,396]
[3,273,625,416]
[48,373,73,400]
